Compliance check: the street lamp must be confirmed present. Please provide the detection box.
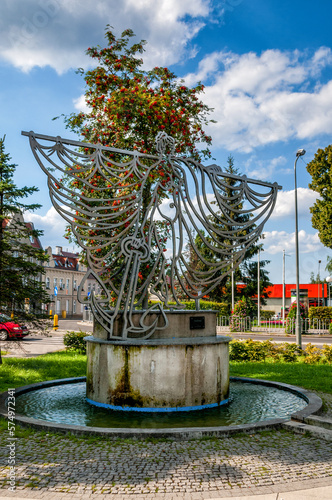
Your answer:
[257,248,260,326]
[257,235,265,327]
[294,148,306,347]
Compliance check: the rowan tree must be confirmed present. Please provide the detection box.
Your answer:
[64,26,214,160]
[60,27,215,306]
[307,144,332,248]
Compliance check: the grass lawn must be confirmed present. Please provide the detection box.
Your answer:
[0,351,86,393]
[0,350,331,394]
[230,360,332,394]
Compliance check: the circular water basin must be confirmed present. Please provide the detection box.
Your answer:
[14,378,309,429]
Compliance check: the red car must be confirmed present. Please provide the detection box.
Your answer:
[0,314,29,340]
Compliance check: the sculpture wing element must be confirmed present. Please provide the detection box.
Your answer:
[23,131,281,339]
[157,154,280,300]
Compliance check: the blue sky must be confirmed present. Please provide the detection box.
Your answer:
[1,0,332,285]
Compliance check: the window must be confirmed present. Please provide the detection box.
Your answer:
[88,283,91,293]
[60,278,64,290]
[73,300,76,314]
[73,280,77,291]
[46,277,50,289]
[53,278,57,288]
[66,279,69,290]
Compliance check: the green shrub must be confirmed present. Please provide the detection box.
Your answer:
[229,297,258,332]
[260,310,275,320]
[63,330,87,354]
[322,344,332,363]
[149,300,230,317]
[230,340,304,363]
[229,339,270,362]
[285,302,307,334]
[303,343,321,364]
[278,343,303,362]
[308,306,332,321]
[229,340,249,361]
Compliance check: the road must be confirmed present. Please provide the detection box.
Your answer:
[2,319,331,358]
[56,318,93,333]
[2,319,93,358]
[228,331,332,347]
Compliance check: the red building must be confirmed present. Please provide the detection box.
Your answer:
[263,283,330,313]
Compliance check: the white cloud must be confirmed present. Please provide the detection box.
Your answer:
[245,155,288,181]
[1,0,213,74]
[186,47,332,152]
[262,229,331,283]
[271,187,319,220]
[263,229,322,255]
[25,206,78,251]
[73,95,89,113]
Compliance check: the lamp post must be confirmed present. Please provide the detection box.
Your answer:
[231,259,235,311]
[294,148,306,347]
[326,276,332,307]
[257,248,260,326]
[318,260,321,306]
[282,250,290,324]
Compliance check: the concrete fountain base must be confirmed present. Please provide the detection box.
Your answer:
[86,310,230,411]
[86,336,230,411]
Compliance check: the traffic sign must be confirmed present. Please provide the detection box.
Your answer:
[54,286,58,296]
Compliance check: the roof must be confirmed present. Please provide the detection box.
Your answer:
[25,222,43,250]
[265,284,328,299]
[52,254,79,270]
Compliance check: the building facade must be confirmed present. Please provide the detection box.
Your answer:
[263,283,329,313]
[43,246,88,318]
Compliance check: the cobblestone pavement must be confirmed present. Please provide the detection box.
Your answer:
[1,427,331,498]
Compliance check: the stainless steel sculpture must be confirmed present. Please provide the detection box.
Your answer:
[23,131,281,339]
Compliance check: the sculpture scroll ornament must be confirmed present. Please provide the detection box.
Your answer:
[22,131,281,339]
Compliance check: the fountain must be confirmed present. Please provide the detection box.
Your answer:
[19,130,283,414]
[0,130,321,435]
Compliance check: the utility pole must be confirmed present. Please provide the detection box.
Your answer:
[257,248,260,326]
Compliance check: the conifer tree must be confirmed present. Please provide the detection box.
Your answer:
[0,136,49,318]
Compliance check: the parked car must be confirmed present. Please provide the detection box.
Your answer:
[0,313,29,340]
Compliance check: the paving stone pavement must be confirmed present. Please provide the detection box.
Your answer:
[0,427,331,498]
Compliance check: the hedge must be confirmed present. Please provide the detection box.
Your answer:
[229,339,332,364]
[149,300,230,317]
[308,306,332,321]
[260,310,275,320]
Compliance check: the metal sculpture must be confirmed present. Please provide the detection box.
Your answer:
[22,130,281,339]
